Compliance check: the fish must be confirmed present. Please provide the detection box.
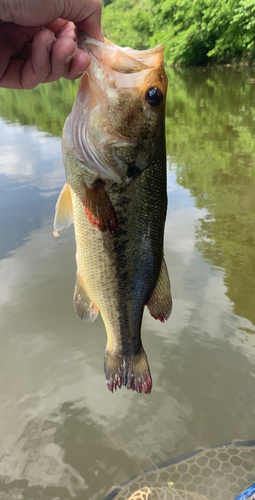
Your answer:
[103,440,255,500]
[53,31,172,394]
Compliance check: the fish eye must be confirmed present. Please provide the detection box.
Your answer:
[145,87,164,107]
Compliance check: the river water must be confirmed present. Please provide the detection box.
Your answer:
[0,67,255,499]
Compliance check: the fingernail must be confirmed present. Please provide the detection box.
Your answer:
[47,36,55,53]
[65,46,77,64]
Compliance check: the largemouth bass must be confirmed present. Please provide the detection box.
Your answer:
[54,32,172,394]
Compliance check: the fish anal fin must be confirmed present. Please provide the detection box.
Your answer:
[146,256,172,322]
[104,347,152,394]
[83,180,117,236]
[73,273,99,322]
[54,183,73,232]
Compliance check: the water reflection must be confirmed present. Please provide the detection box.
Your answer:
[0,80,78,137]
[0,118,64,260]
[166,66,255,328]
[0,70,255,500]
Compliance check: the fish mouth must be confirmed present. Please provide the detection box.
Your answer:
[76,29,164,66]
[76,30,165,87]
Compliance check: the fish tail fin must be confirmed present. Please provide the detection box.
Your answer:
[104,347,152,394]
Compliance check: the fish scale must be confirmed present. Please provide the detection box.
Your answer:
[67,150,166,350]
[54,34,172,393]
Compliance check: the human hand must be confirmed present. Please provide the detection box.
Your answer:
[0,0,103,89]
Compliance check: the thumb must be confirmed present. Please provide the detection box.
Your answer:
[63,0,104,42]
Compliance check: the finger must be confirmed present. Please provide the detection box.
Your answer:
[63,0,104,42]
[0,23,35,82]
[45,35,77,81]
[20,28,55,89]
[0,1,64,26]
[46,19,76,39]
[43,41,90,83]
[19,42,32,61]
[0,23,40,88]
[51,36,77,77]
[0,58,25,88]
[44,20,91,80]
[75,5,104,42]
[0,27,16,81]
[2,0,104,42]
[64,48,91,80]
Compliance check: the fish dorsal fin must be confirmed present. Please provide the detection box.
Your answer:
[54,183,73,233]
[146,256,172,322]
[73,273,99,322]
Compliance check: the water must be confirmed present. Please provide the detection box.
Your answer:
[0,67,255,500]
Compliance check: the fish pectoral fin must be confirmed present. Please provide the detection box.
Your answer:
[146,256,172,322]
[54,183,73,233]
[83,180,117,235]
[73,273,99,322]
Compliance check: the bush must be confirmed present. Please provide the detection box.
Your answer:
[102,0,255,65]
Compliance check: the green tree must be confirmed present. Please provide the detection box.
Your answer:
[208,0,255,62]
[151,0,233,64]
[102,0,152,49]
[101,0,255,65]
[150,0,255,65]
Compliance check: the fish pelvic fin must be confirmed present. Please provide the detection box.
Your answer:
[73,273,99,322]
[83,180,117,236]
[54,183,73,233]
[146,256,172,322]
[104,347,152,394]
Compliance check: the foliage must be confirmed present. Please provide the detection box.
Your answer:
[101,0,152,49]
[102,0,255,65]
[165,66,255,324]
[208,0,255,61]
[150,0,255,64]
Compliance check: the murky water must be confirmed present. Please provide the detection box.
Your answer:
[0,67,255,500]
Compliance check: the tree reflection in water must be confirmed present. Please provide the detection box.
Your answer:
[165,66,255,328]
